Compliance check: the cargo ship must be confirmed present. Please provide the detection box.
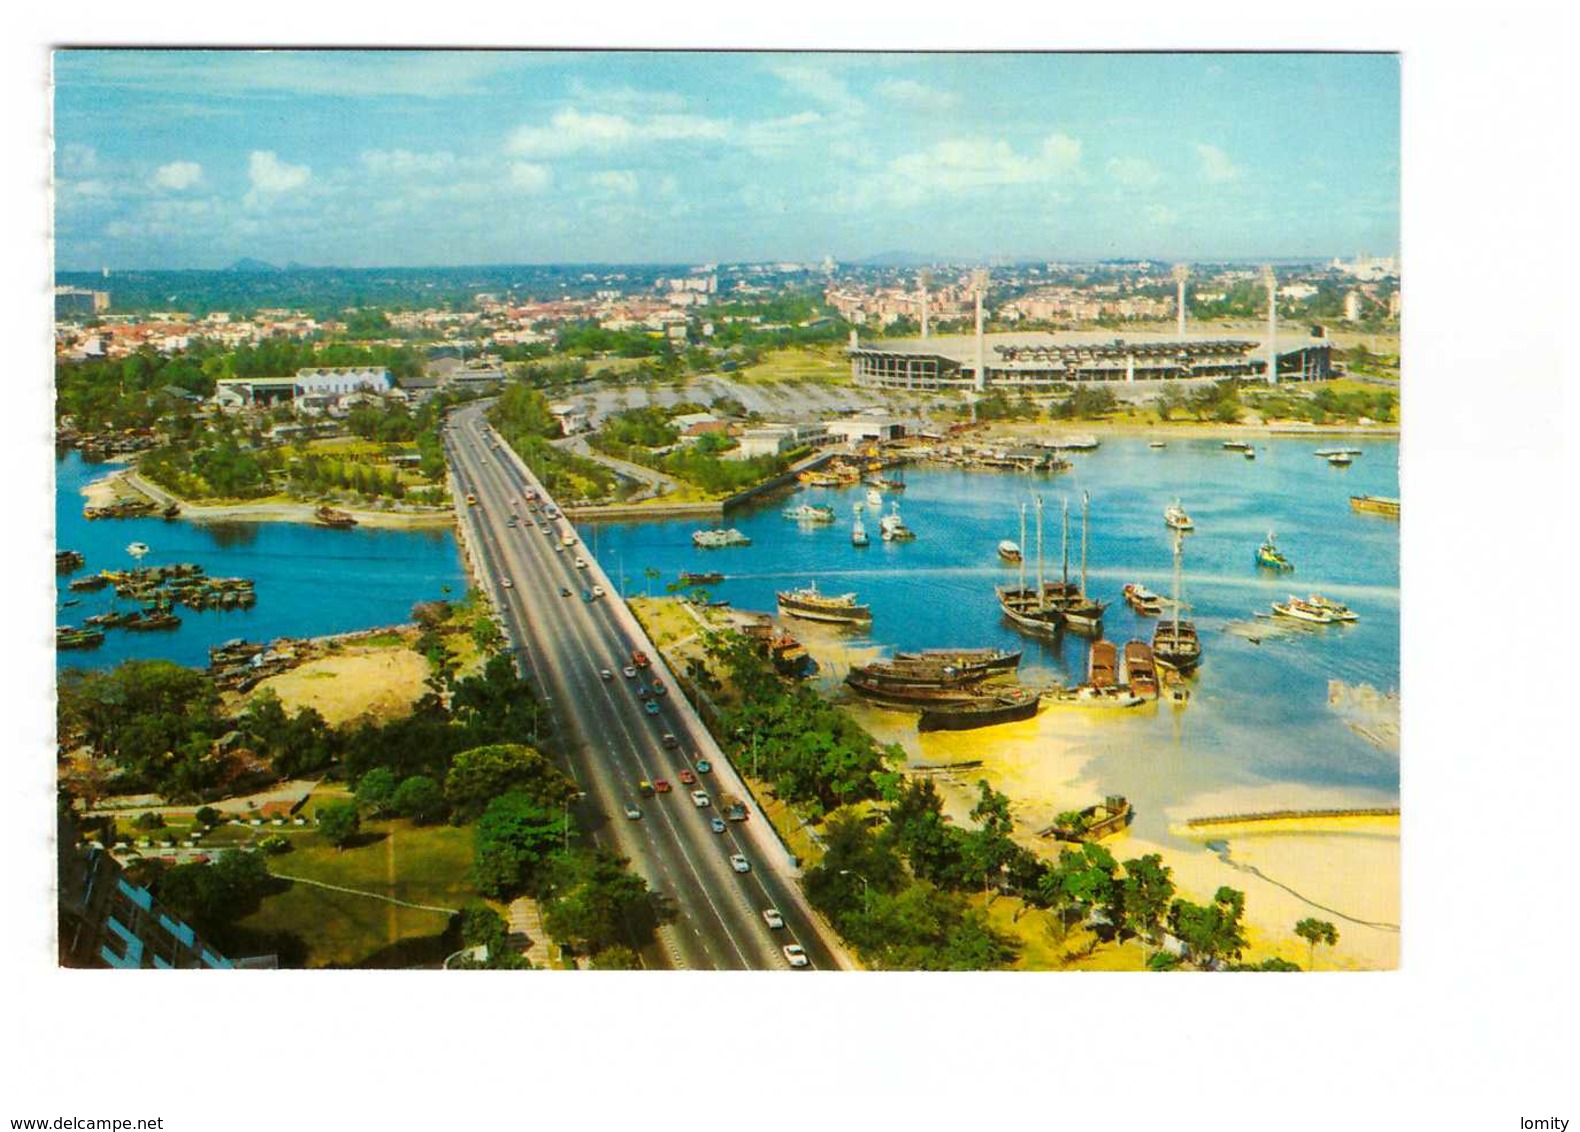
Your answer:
[1153,533,1203,674]
[777,582,872,626]
[692,528,752,549]
[1350,495,1400,518]
[918,687,1042,732]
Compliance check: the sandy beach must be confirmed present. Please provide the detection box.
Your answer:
[249,640,431,727]
[805,633,1399,970]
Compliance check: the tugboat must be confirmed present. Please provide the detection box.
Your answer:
[314,504,358,528]
[1255,532,1294,572]
[851,505,869,548]
[917,686,1042,732]
[1153,532,1202,674]
[879,502,915,542]
[777,582,872,626]
[1164,500,1195,531]
[1123,583,1164,616]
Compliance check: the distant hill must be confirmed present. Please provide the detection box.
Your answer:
[228,257,281,273]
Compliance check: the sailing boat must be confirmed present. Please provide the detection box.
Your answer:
[1053,491,1107,635]
[851,504,869,547]
[996,497,1062,635]
[1152,532,1202,673]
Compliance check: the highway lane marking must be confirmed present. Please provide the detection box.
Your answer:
[478,422,827,970]
[459,431,749,969]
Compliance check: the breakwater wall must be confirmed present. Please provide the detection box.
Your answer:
[1184,806,1400,829]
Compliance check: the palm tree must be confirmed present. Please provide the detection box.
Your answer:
[643,566,661,598]
[1294,918,1339,970]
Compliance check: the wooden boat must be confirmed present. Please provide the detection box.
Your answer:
[778,582,871,626]
[845,667,989,706]
[1051,493,1106,635]
[917,687,1042,732]
[1124,641,1159,699]
[851,505,869,547]
[892,648,1021,676]
[997,539,1022,564]
[678,571,725,586]
[68,573,109,593]
[1046,685,1145,709]
[56,626,106,651]
[1349,495,1400,518]
[1153,533,1203,674]
[997,499,1063,635]
[1045,796,1133,842]
[56,550,85,574]
[1149,441,1167,449]
[1326,452,1353,467]
[1088,640,1119,688]
[314,504,358,528]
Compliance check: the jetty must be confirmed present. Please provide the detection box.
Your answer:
[1184,806,1400,829]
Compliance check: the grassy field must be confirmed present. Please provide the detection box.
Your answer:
[734,346,851,385]
[237,815,482,968]
[977,895,1148,971]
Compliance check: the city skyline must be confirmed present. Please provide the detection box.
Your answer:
[54,50,1399,272]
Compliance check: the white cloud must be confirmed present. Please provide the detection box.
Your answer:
[764,61,863,114]
[151,161,203,190]
[1146,204,1178,226]
[1196,143,1240,182]
[360,149,456,176]
[589,170,638,196]
[885,132,1083,204]
[742,111,823,153]
[1107,156,1161,188]
[245,150,310,204]
[876,79,959,111]
[509,108,727,157]
[509,163,551,192]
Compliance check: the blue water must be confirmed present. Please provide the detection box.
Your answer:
[55,452,466,670]
[586,435,1401,821]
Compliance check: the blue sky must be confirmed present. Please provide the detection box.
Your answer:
[53,50,1398,270]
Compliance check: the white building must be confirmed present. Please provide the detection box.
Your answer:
[294,367,392,397]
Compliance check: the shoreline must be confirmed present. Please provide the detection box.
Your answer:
[79,465,457,531]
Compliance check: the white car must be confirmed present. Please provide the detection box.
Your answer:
[762,908,785,930]
[502,578,513,589]
[622,666,637,679]
[729,854,750,873]
[554,543,565,553]
[592,585,605,598]
[599,669,613,681]
[691,790,710,808]
[783,944,809,968]
[574,557,587,569]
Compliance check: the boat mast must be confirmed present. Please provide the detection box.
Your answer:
[1034,494,1045,610]
[1061,497,1070,591]
[1172,532,1183,648]
[1081,490,1090,598]
[1018,501,1027,594]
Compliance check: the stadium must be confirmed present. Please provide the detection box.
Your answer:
[848,329,1334,392]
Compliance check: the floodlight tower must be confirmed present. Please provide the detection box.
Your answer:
[1261,264,1278,386]
[971,268,989,393]
[918,268,933,340]
[1172,263,1190,339]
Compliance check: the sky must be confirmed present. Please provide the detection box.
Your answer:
[52,50,1399,271]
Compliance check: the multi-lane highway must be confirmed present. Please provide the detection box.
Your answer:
[443,402,846,971]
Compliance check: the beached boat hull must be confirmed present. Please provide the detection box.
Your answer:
[918,693,1042,732]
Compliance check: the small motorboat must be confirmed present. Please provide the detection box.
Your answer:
[126,542,150,558]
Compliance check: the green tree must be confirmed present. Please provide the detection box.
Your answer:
[473,791,562,899]
[355,767,397,816]
[1294,917,1339,970]
[156,849,273,929]
[542,848,653,957]
[1169,886,1249,967]
[445,743,573,822]
[1119,854,1176,951]
[391,775,447,824]
[316,800,361,851]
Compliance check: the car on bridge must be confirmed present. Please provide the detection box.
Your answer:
[762,908,785,929]
[644,701,661,716]
[637,780,655,797]
[600,669,614,681]
[695,758,712,773]
[691,791,710,807]
[730,854,751,873]
[677,769,696,786]
[783,944,809,968]
[623,804,642,820]
[653,779,672,794]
